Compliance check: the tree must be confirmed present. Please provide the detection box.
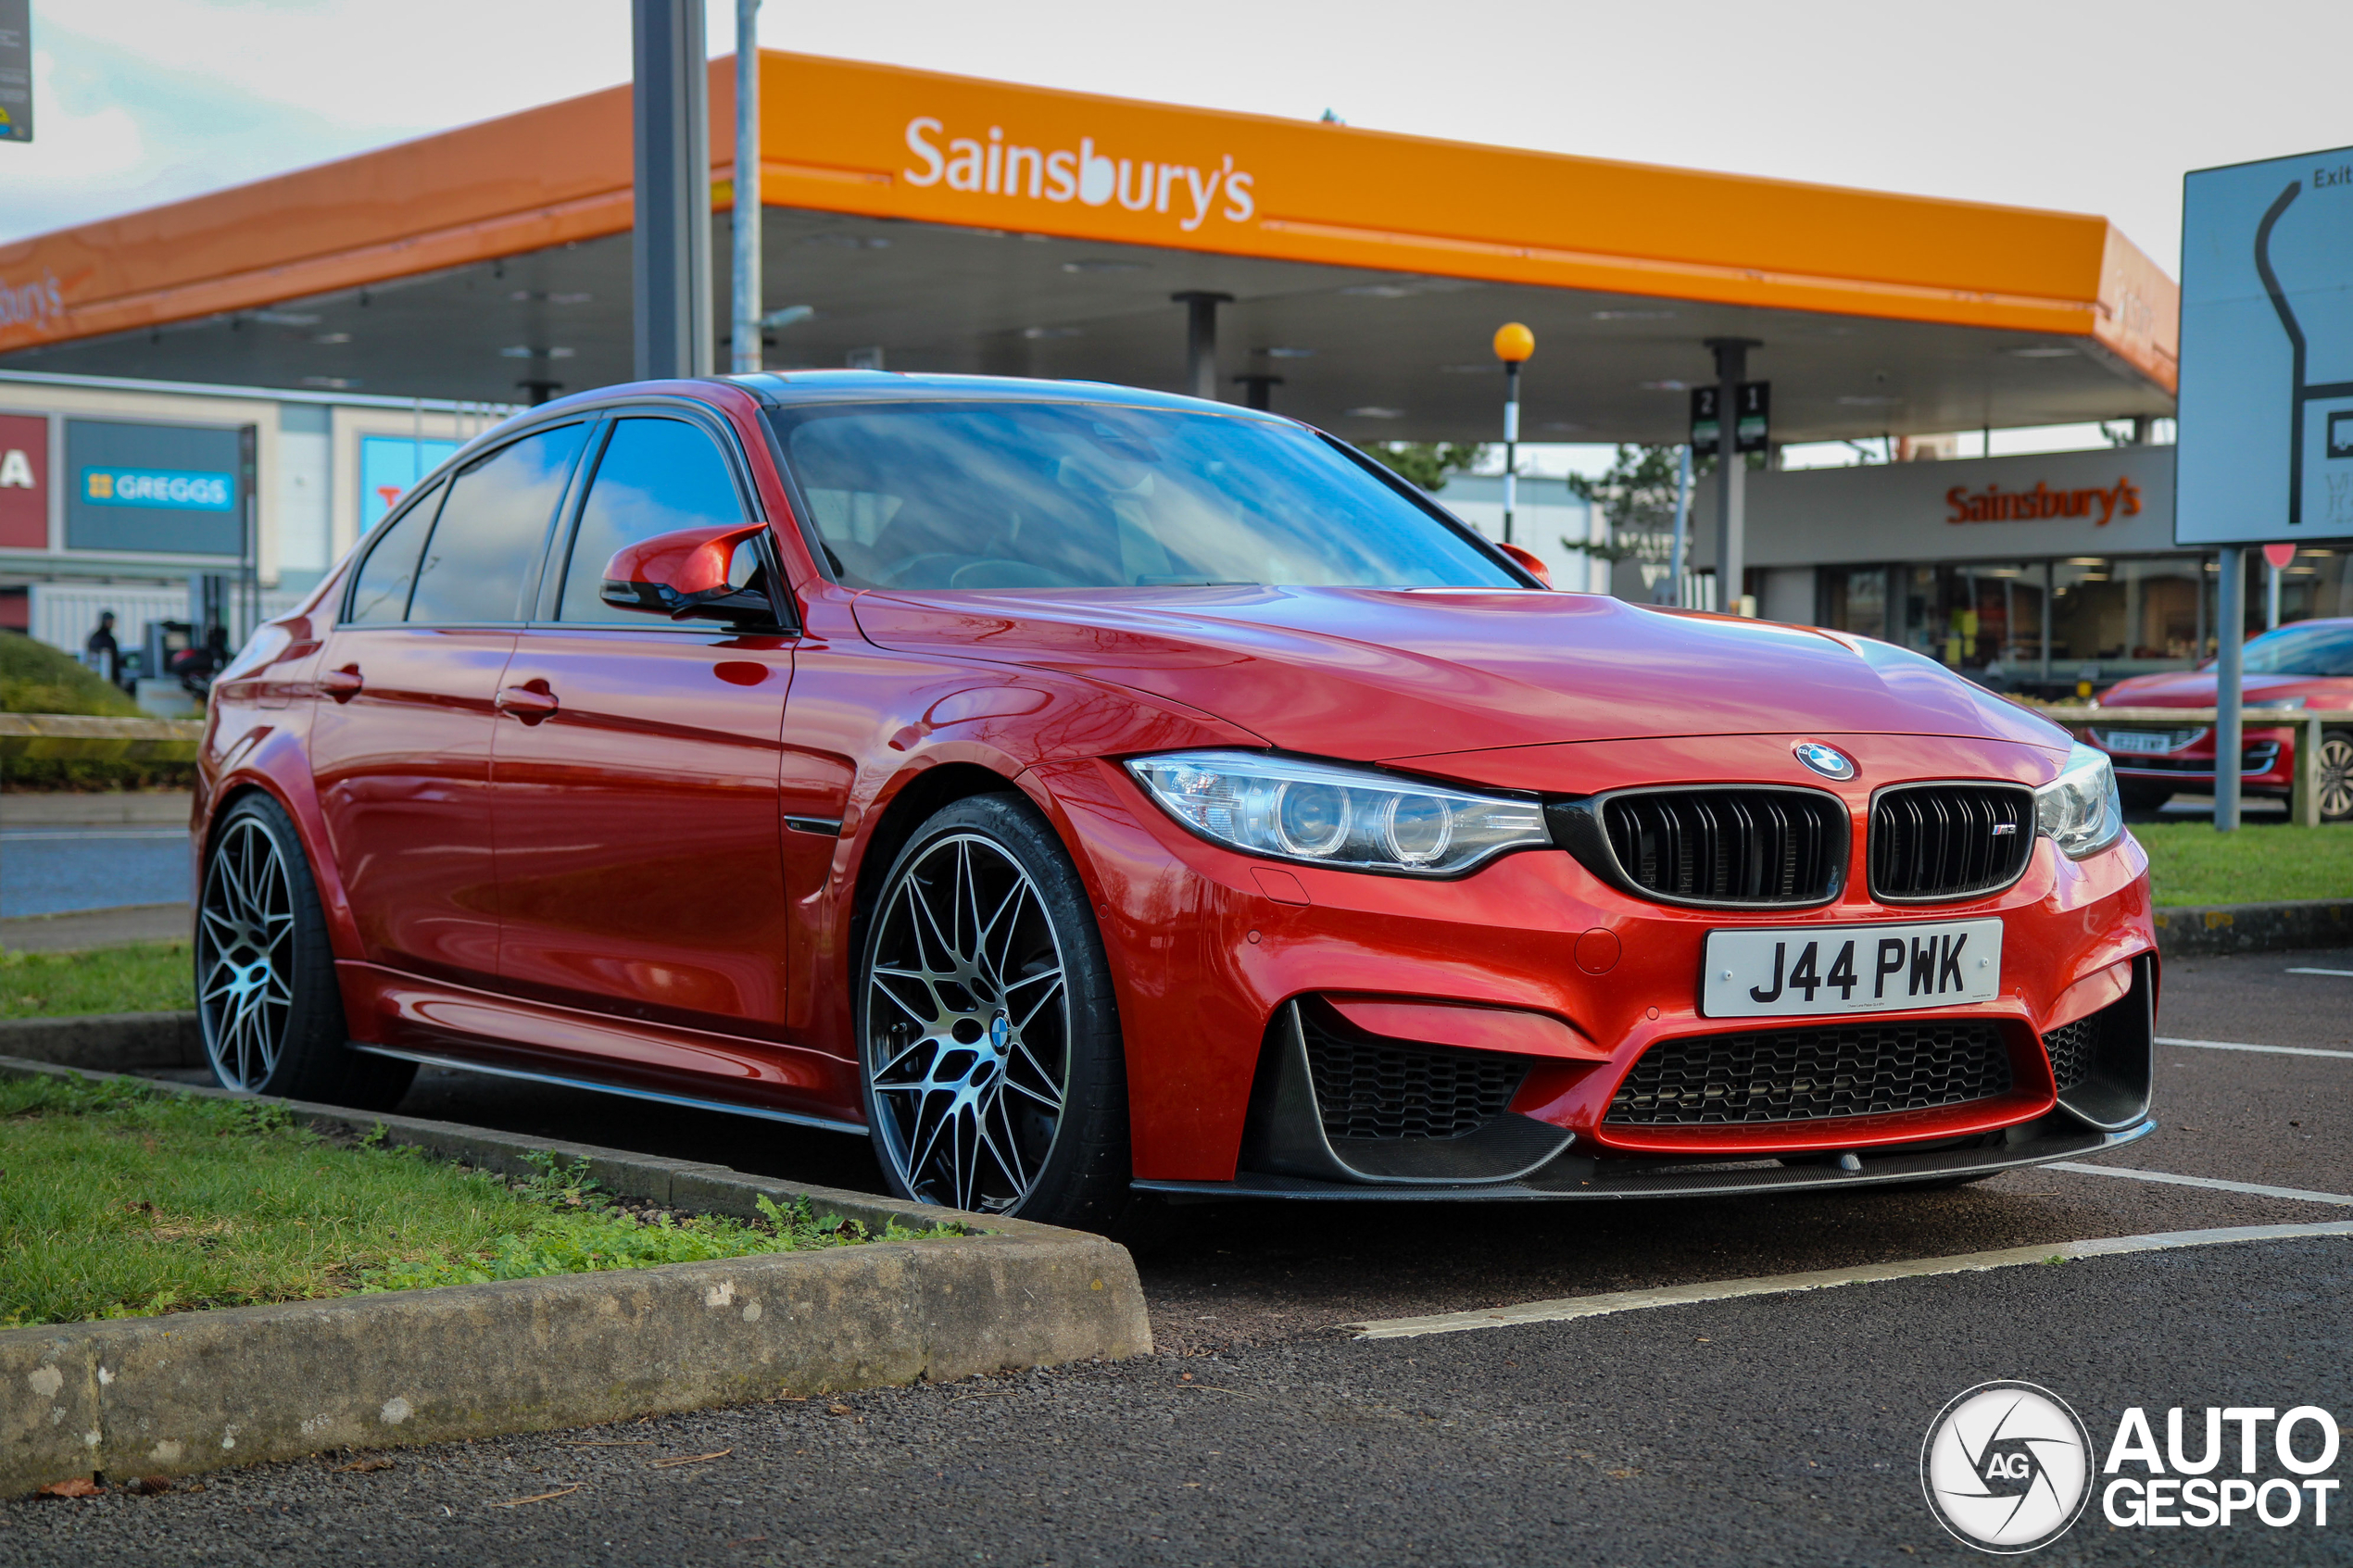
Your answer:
[1567,445,1688,565]
[1359,442,1489,493]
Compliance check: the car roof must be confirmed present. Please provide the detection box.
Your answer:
[724,369,1294,420]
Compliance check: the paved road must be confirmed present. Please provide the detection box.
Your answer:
[19,951,2350,1563]
[0,792,193,921]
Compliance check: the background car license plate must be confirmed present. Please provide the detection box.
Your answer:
[1700,919,2003,1018]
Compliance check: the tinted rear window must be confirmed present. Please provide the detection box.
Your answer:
[345,482,442,624]
[407,423,589,624]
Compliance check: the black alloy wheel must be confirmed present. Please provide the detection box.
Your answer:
[856,793,1129,1230]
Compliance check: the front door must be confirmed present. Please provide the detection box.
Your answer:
[308,420,589,985]
[491,414,797,1043]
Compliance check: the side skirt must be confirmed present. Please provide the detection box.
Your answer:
[349,1044,867,1136]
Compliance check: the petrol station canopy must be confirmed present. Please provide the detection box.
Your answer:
[0,51,2179,444]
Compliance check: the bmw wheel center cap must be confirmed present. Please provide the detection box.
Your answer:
[1794,741,1856,781]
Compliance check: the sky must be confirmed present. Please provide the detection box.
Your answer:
[2,0,2339,470]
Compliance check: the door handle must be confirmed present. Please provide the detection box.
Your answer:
[321,666,363,703]
[495,683,560,723]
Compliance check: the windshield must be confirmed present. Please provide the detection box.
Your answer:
[767,400,1519,592]
[2232,621,2353,677]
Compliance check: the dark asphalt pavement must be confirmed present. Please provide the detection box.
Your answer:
[26,947,2350,1563]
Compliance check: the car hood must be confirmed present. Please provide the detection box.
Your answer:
[852,586,2070,762]
[2098,670,2345,709]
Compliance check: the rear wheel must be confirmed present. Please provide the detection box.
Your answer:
[197,794,414,1109]
[856,794,1129,1231]
[2318,729,2353,823]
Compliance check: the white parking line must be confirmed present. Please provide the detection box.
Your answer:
[2285,967,2353,978]
[2157,1035,2353,1060]
[1342,1220,2353,1339]
[2045,1161,2353,1207]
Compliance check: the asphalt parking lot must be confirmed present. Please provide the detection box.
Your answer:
[14,945,2347,1564]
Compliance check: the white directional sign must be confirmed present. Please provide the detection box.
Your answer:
[2178,145,2353,545]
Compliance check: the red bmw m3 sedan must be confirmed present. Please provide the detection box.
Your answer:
[195,373,2158,1230]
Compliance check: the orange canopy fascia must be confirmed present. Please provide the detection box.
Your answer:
[0,50,2178,392]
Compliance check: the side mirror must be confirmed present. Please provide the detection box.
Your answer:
[600,522,774,621]
[1496,541,1553,588]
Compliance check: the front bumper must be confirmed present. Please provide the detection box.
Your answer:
[1037,730,2158,1192]
[1138,1115,2156,1201]
[2088,724,2296,795]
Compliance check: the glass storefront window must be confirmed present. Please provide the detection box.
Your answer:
[1811,549,2353,691]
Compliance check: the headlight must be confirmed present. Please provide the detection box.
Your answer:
[2034,743,2124,859]
[1125,751,1552,876]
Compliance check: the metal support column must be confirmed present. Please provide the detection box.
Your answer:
[729,0,761,375]
[1501,360,1521,545]
[2215,546,2245,833]
[1705,337,1758,615]
[1664,443,1692,605]
[633,0,712,383]
[1172,292,1231,401]
[1232,374,1281,411]
[2040,559,2053,683]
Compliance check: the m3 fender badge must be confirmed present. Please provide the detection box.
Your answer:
[1793,741,1856,781]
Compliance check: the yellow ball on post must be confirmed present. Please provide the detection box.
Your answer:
[1492,322,1535,364]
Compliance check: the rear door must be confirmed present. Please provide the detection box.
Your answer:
[490,412,798,1043]
[308,421,590,985]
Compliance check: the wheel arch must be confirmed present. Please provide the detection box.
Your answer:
[197,749,364,963]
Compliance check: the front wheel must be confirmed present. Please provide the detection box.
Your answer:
[197,794,414,1110]
[2317,729,2353,823]
[856,793,1129,1231]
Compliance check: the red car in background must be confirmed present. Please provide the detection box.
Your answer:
[195,373,2158,1231]
[2087,619,2353,821]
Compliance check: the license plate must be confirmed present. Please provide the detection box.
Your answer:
[2101,729,2183,754]
[1700,919,2003,1019]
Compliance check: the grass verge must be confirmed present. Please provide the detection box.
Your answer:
[0,942,193,1019]
[2133,821,2353,907]
[0,1073,954,1328]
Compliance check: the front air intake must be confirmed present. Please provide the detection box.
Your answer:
[1560,787,1848,909]
[1869,783,2035,903]
[1605,1020,2013,1125]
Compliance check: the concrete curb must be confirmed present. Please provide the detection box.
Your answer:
[0,1012,201,1073]
[2152,899,2353,958]
[0,1058,1152,1498]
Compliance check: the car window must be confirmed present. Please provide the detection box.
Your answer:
[2241,622,2353,677]
[768,401,1517,592]
[407,423,589,625]
[556,417,749,623]
[345,481,444,624]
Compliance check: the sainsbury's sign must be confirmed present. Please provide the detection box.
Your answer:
[1947,476,2143,526]
[902,117,1255,232]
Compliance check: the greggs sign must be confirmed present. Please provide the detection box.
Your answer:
[902,117,1255,232]
[1946,477,2142,525]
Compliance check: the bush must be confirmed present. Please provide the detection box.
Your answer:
[0,631,197,792]
[0,632,140,717]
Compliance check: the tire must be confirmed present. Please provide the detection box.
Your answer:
[196,794,415,1110]
[2318,729,2353,824]
[856,793,1130,1231]
[2117,782,2173,813]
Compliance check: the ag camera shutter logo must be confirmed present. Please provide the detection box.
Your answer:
[1921,1382,2094,1553]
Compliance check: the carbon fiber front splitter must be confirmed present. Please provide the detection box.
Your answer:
[1133,1116,2156,1202]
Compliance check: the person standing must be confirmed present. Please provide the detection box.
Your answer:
[85,609,120,686]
